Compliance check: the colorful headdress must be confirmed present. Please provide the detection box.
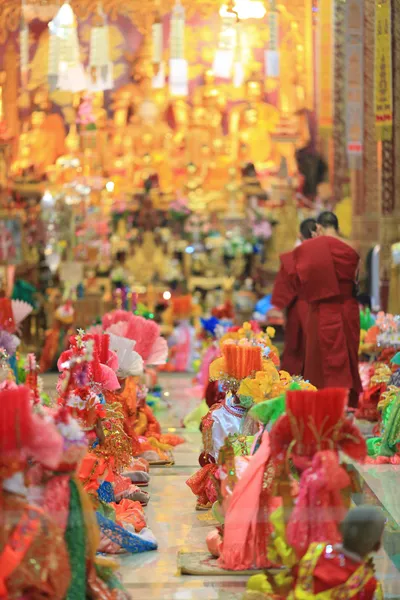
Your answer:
[285,388,348,454]
[0,385,63,478]
[171,295,194,320]
[58,332,120,392]
[55,300,75,325]
[270,388,367,467]
[209,340,263,391]
[102,310,168,366]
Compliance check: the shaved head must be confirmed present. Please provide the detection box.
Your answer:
[341,505,386,557]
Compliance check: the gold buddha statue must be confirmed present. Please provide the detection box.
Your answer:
[279,21,307,115]
[127,232,167,285]
[11,105,66,179]
[229,76,280,169]
[193,69,226,127]
[112,35,167,129]
[52,124,82,183]
[224,166,245,218]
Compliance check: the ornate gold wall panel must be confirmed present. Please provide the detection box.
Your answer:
[332,0,347,202]
[363,0,378,216]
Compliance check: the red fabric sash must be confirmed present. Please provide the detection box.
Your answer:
[0,508,41,596]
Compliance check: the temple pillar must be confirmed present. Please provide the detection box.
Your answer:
[351,0,379,265]
[332,0,347,203]
[381,0,400,311]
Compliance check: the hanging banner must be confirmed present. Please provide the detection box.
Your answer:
[318,0,333,133]
[375,0,393,141]
[345,0,364,165]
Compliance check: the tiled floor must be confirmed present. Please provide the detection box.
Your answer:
[43,373,400,598]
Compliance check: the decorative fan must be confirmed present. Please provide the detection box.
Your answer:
[108,333,144,378]
[11,300,33,327]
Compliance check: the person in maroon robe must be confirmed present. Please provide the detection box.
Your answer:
[272,218,316,375]
[293,212,362,407]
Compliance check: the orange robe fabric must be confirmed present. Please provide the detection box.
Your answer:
[293,237,362,407]
[272,251,308,376]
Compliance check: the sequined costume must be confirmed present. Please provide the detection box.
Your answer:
[288,543,382,600]
[270,389,367,558]
[0,386,71,600]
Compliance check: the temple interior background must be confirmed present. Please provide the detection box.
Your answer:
[1,0,400,598]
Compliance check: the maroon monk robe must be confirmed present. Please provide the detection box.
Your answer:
[294,236,362,407]
[272,251,308,375]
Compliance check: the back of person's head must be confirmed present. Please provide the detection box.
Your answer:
[317,211,339,232]
[299,218,317,241]
[340,506,386,557]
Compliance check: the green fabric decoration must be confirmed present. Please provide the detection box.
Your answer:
[391,352,400,366]
[65,479,87,600]
[239,395,254,409]
[250,394,285,425]
[183,400,208,432]
[94,564,125,591]
[97,499,117,521]
[367,392,400,457]
[249,381,303,425]
[12,279,37,308]
[360,308,375,331]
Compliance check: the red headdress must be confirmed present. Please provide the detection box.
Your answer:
[270,388,367,469]
[58,332,120,392]
[0,385,63,478]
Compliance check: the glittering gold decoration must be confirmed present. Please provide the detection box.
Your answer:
[1,0,236,38]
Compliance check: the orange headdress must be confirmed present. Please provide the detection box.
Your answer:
[171,295,194,320]
[209,341,263,391]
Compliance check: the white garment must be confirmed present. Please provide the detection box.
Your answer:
[210,393,247,459]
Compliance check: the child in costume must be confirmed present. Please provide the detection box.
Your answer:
[186,340,264,509]
[165,295,198,372]
[288,506,385,600]
[270,388,367,559]
[0,297,33,379]
[57,332,157,555]
[40,300,75,372]
[100,310,183,461]
[245,506,385,600]
[0,385,71,599]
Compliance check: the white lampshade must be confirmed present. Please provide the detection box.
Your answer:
[152,62,166,89]
[212,49,234,79]
[265,49,280,77]
[169,58,188,96]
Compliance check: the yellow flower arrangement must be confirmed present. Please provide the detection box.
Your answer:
[238,373,273,404]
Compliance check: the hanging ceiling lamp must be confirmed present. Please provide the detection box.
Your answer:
[169,1,188,96]
[20,1,29,87]
[48,1,86,92]
[88,5,113,91]
[219,0,266,20]
[233,22,245,87]
[152,10,165,88]
[213,2,237,79]
[265,0,279,78]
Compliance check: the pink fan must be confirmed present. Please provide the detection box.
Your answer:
[103,310,167,365]
[146,336,168,366]
[12,300,33,327]
[102,310,134,331]
[123,316,160,362]
[86,324,103,336]
[106,322,132,339]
